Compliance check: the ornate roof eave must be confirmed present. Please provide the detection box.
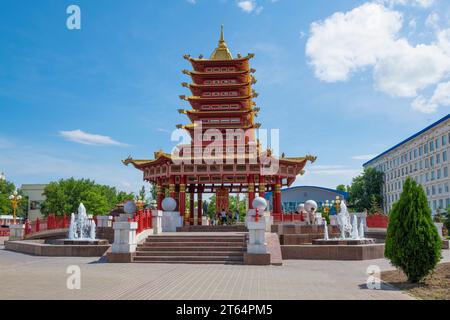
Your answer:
[183,54,254,66]
[182,69,249,77]
[185,82,251,89]
[122,151,173,169]
[179,123,260,131]
[181,95,252,102]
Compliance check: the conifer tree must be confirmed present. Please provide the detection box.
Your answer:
[385,177,441,283]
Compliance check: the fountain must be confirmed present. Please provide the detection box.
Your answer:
[67,203,96,241]
[50,203,107,245]
[314,200,375,245]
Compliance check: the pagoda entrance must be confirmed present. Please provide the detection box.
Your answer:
[216,188,229,212]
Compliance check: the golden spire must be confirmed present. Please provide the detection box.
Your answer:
[210,25,233,60]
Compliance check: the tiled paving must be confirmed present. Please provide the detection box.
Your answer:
[2,246,448,300]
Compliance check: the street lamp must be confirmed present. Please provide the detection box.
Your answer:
[323,200,332,216]
[333,196,341,213]
[8,191,22,225]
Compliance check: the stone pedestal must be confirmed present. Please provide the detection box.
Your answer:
[201,216,209,226]
[162,211,183,232]
[247,220,268,254]
[96,216,113,228]
[9,224,25,241]
[118,213,134,222]
[246,210,272,232]
[152,210,163,234]
[111,221,137,253]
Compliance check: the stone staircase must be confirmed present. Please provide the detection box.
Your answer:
[133,234,247,264]
[176,225,247,232]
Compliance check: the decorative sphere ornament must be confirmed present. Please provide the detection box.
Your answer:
[162,197,177,211]
[252,197,267,211]
[124,201,137,214]
[304,200,318,213]
[297,203,305,214]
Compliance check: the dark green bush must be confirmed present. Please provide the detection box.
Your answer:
[385,177,441,283]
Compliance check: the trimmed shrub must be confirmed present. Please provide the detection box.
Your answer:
[385,177,441,283]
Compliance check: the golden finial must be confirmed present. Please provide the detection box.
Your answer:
[210,25,233,60]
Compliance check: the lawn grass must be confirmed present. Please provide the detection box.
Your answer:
[381,262,450,300]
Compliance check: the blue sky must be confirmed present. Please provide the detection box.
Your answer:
[0,0,449,194]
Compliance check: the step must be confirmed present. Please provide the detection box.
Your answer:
[132,260,244,265]
[137,246,246,252]
[140,242,246,247]
[145,238,245,243]
[135,251,244,257]
[133,255,243,262]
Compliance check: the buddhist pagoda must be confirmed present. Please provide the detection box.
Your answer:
[123,26,316,224]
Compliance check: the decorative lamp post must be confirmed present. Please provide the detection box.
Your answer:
[136,197,145,211]
[323,200,332,216]
[8,191,22,225]
[333,196,341,214]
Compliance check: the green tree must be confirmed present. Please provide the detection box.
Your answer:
[336,184,347,192]
[385,177,441,283]
[348,167,384,212]
[369,194,382,214]
[0,179,28,217]
[41,178,134,216]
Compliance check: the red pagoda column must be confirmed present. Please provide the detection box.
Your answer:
[156,178,163,210]
[259,175,266,198]
[274,176,282,213]
[248,175,255,209]
[169,176,175,199]
[189,186,195,225]
[197,189,203,225]
[179,176,186,218]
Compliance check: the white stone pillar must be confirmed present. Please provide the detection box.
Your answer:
[9,224,25,241]
[151,209,163,234]
[111,221,138,253]
[96,216,113,228]
[247,218,268,254]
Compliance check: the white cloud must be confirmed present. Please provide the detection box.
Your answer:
[306,3,450,113]
[306,3,403,82]
[60,129,129,146]
[186,0,196,4]
[412,81,450,113]
[379,0,435,8]
[351,154,377,160]
[237,0,256,12]
[236,0,263,14]
[425,12,440,29]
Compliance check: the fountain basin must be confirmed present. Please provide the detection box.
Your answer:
[312,238,375,245]
[46,239,109,246]
[5,239,110,257]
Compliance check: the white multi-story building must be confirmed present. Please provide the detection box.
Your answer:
[364,114,450,215]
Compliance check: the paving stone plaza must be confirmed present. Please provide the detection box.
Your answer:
[2,237,448,300]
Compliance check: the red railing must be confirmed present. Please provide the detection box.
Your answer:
[0,227,10,236]
[25,214,70,236]
[132,209,152,235]
[366,214,389,228]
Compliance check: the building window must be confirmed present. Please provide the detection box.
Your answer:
[436,138,440,149]
[444,167,448,178]
[437,153,441,164]
[429,141,434,152]
[437,168,441,179]
[442,135,447,146]
[443,151,447,162]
